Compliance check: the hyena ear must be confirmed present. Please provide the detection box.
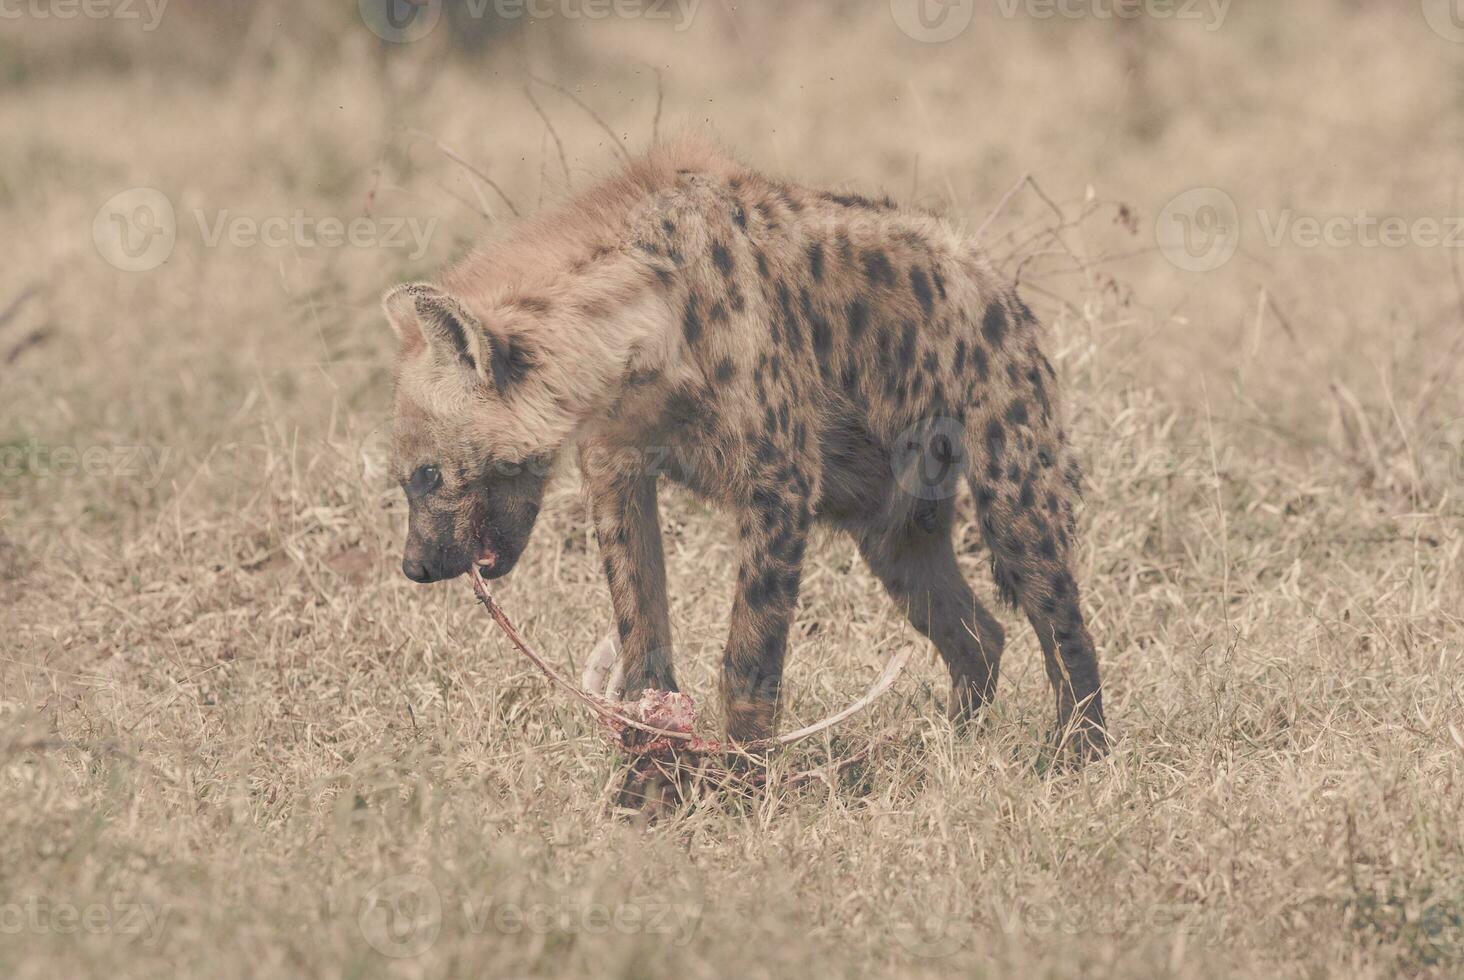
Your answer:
[484,332,536,393]
[382,283,484,373]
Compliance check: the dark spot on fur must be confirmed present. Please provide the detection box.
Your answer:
[712,241,735,277]
[1006,400,1029,426]
[972,345,990,382]
[910,267,934,315]
[807,241,825,282]
[898,320,918,370]
[715,358,736,383]
[847,298,870,342]
[923,350,940,374]
[953,339,967,375]
[982,303,1007,347]
[931,265,947,301]
[985,419,1006,462]
[683,294,703,346]
[863,250,895,288]
[755,250,771,280]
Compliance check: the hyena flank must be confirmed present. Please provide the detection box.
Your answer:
[384,136,1107,759]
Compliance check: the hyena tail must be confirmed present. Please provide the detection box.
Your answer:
[962,412,1107,758]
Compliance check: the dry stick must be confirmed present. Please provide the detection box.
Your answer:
[975,171,1030,240]
[0,283,40,333]
[527,73,633,166]
[648,64,664,146]
[469,567,913,752]
[409,129,522,219]
[524,86,572,189]
[5,326,54,366]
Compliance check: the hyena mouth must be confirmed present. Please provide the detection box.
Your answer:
[474,526,501,572]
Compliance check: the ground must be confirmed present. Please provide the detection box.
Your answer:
[1,3,1462,977]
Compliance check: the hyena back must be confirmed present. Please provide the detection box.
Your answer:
[383,136,1106,759]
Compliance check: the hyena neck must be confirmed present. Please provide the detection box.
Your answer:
[555,281,680,444]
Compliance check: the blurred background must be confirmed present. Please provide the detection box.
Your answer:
[3,0,1462,526]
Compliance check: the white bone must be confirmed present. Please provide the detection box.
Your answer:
[580,629,624,699]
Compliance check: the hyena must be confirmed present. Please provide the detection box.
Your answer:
[384,135,1106,759]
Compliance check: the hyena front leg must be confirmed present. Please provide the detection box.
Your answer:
[580,445,677,695]
[722,482,813,745]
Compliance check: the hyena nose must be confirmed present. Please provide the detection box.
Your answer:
[402,558,433,583]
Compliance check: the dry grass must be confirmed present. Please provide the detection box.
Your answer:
[2,3,1463,977]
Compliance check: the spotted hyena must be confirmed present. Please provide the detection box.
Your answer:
[383,136,1106,759]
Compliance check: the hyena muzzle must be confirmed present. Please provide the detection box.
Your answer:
[382,136,1107,761]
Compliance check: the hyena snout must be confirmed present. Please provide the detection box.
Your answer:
[400,523,476,584]
[399,474,549,584]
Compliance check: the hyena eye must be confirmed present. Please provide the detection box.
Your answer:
[408,464,442,496]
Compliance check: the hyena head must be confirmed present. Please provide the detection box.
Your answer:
[383,282,557,584]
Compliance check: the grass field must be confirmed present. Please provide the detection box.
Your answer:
[3,2,1464,977]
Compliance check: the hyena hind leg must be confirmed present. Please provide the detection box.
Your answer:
[856,502,1005,727]
[971,474,1108,762]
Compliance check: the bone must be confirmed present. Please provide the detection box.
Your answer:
[580,629,624,699]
